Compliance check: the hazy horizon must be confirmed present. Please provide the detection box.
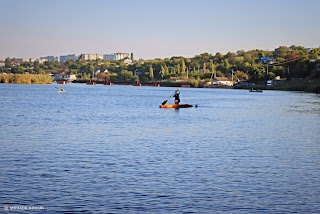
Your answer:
[1,0,320,60]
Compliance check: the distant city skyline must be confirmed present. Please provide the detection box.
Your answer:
[1,0,320,60]
[1,52,133,63]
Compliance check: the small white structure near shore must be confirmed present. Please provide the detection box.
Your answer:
[53,74,77,81]
[206,77,234,87]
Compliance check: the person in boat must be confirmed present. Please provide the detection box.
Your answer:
[172,89,180,104]
[59,88,65,92]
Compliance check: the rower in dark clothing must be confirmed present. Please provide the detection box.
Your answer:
[172,89,180,104]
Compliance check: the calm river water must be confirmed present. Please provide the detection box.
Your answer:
[1,84,320,213]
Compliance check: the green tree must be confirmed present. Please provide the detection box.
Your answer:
[33,64,40,74]
[248,64,265,81]
[181,60,186,75]
[267,72,276,80]
[176,64,181,75]
[117,70,133,82]
[161,65,168,79]
[4,57,12,67]
[70,69,78,74]
[274,46,291,58]
[133,75,139,81]
[216,70,223,77]
[234,71,249,81]
[271,66,285,78]
[164,65,170,77]
[86,64,94,78]
[11,66,25,74]
[191,67,200,79]
[149,66,154,79]
[78,54,85,60]
[213,52,223,63]
[223,58,230,70]
[209,60,215,78]
[160,65,165,78]
[170,67,176,75]
[110,73,118,81]
[203,63,207,74]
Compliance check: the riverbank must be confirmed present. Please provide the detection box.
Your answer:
[72,78,320,93]
[0,74,52,84]
[72,79,204,88]
[234,79,320,93]
[1,74,319,93]
[273,79,320,93]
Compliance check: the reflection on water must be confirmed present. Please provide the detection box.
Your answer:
[1,84,320,213]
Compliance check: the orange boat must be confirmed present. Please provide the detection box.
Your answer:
[159,104,193,109]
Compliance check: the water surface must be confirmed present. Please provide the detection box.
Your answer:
[1,84,320,213]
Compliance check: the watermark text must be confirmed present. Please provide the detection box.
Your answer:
[3,205,45,211]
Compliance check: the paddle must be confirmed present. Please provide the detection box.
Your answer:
[162,93,175,105]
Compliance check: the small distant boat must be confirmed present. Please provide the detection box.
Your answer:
[56,80,67,84]
[249,88,263,93]
[86,80,96,85]
[103,81,113,86]
[159,104,193,109]
[133,81,141,86]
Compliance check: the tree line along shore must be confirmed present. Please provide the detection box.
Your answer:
[1,46,320,93]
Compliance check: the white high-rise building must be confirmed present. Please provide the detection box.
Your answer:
[84,54,103,61]
[103,52,132,61]
[115,52,130,60]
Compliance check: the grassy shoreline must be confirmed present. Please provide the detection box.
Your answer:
[0,74,53,84]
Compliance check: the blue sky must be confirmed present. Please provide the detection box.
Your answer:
[1,0,320,59]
